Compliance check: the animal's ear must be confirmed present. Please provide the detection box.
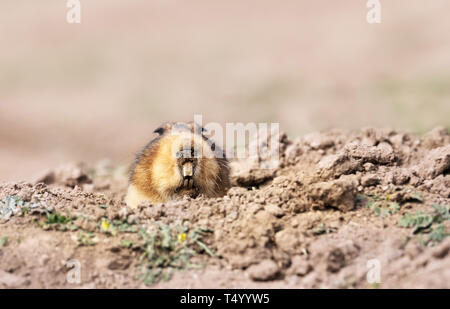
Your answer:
[153,126,165,135]
[153,122,172,135]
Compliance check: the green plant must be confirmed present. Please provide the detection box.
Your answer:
[359,194,401,218]
[432,204,450,221]
[398,204,449,245]
[98,218,138,236]
[77,232,95,246]
[398,212,433,233]
[122,239,134,248]
[410,192,423,203]
[43,211,77,231]
[0,236,7,248]
[135,224,214,285]
[0,195,40,219]
[46,212,72,225]
[428,224,447,243]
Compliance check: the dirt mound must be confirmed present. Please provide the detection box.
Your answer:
[0,127,449,288]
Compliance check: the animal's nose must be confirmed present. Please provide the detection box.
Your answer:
[182,162,194,179]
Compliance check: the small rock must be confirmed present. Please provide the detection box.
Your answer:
[0,270,27,288]
[265,204,284,218]
[247,259,279,281]
[143,204,164,219]
[127,214,138,225]
[107,258,131,270]
[93,208,107,221]
[417,145,450,180]
[226,211,238,222]
[393,169,410,185]
[275,228,302,252]
[363,162,376,172]
[361,174,380,187]
[432,241,450,259]
[289,255,312,276]
[422,127,450,149]
[33,169,55,185]
[38,254,50,266]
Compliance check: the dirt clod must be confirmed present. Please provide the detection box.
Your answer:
[247,260,280,281]
[1,127,449,288]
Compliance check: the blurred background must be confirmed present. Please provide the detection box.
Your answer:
[1,0,449,181]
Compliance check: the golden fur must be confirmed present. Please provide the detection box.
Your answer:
[125,122,230,208]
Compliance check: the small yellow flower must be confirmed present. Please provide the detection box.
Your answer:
[386,194,391,201]
[101,218,110,231]
[177,233,187,243]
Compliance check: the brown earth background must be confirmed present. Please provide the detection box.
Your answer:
[1,0,449,181]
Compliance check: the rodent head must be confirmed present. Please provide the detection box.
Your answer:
[151,124,220,200]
